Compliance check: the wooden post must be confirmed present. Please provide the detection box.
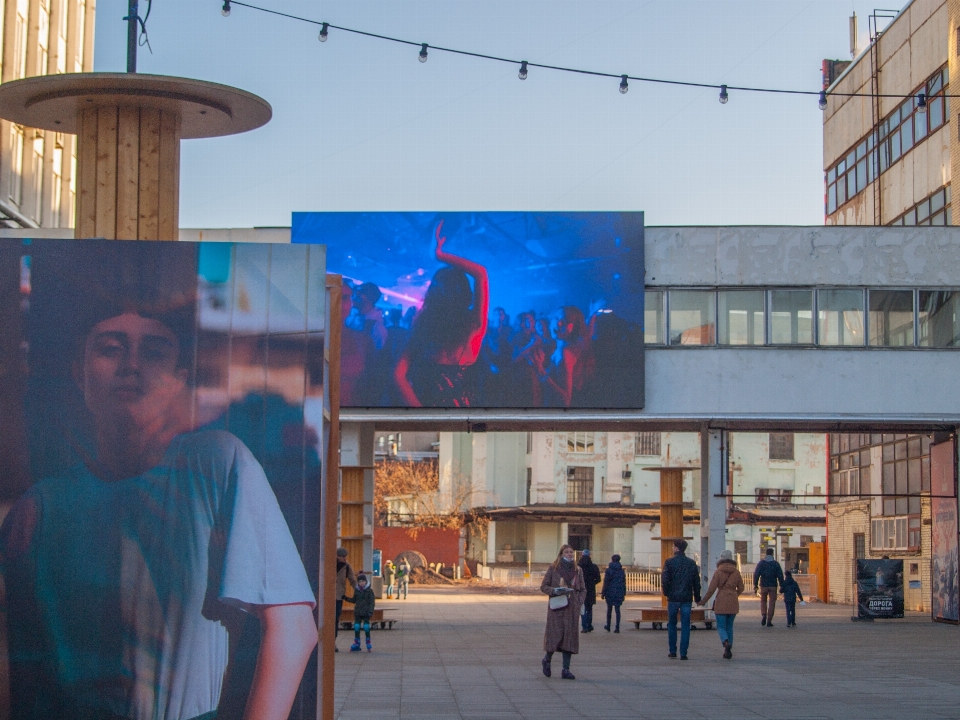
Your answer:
[659,468,685,608]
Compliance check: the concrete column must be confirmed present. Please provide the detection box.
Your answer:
[700,428,729,586]
[486,521,497,565]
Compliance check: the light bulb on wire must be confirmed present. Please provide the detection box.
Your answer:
[419,43,429,63]
[719,84,729,104]
[221,1,231,17]
[318,22,328,42]
[818,90,828,111]
[917,92,927,113]
[619,75,628,94]
[519,61,528,80]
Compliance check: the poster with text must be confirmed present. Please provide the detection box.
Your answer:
[931,439,959,623]
[292,211,645,411]
[856,559,904,619]
[0,238,326,719]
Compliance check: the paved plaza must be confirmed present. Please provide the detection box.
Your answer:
[334,586,960,720]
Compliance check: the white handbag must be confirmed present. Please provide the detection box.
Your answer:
[549,594,569,610]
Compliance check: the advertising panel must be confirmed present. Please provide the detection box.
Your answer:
[931,438,959,623]
[856,559,905,619]
[292,211,645,411]
[0,239,325,719]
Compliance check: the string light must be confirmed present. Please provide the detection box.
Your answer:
[519,61,528,80]
[719,84,729,104]
[916,92,927,113]
[318,22,328,42]
[218,1,940,106]
[221,1,230,17]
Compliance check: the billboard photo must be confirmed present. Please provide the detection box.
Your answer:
[292,211,645,411]
[0,239,326,719]
[856,559,905,619]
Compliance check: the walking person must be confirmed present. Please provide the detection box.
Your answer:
[540,545,586,680]
[336,547,358,652]
[344,573,376,652]
[384,560,397,599]
[781,570,805,627]
[661,539,701,660]
[578,549,601,633]
[601,554,627,633]
[397,559,411,599]
[753,547,785,627]
[698,549,744,659]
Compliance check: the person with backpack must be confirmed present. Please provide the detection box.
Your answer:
[601,554,627,633]
[698,549,745,659]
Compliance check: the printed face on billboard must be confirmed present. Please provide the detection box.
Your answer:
[0,239,326,720]
[293,211,645,411]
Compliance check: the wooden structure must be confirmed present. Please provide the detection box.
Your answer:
[338,607,399,630]
[0,73,271,239]
[629,608,712,631]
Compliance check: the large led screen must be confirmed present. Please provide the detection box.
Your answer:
[0,238,326,720]
[293,211,644,410]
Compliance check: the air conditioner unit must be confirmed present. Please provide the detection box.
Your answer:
[621,470,632,480]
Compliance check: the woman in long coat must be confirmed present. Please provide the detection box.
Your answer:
[698,549,745,660]
[540,544,586,680]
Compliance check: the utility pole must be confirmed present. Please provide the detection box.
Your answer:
[126,0,138,73]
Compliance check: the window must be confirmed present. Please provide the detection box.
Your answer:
[526,432,533,454]
[31,135,44,222]
[868,289,914,346]
[817,289,864,346]
[800,535,813,547]
[769,433,794,461]
[566,467,594,505]
[734,540,748,564]
[635,432,661,457]
[919,291,960,347]
[526,467,532,505]
[825,66,949,215]
[645,290,664,344]
[854,533,866,560]
[51,143,63,228]
[718,290,764,345]
[567,432,594,454]
[8,125,24,205]
[890,186,951,227]
[769,290,813,344]
[755,488,793,504]
[668,290,715,345]
[871,516,921,552]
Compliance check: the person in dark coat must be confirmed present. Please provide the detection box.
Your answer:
[578,549,602,633]
[344,573,376,652]
[753,547,785,626]
[661,539,701,660]
[601,554,627,632]
[540,544,586,680]
[781,570,805,627]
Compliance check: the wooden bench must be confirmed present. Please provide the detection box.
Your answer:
[629,607,713,630]
[339,607,398,630]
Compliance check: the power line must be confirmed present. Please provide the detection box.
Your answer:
[218,1,946,105]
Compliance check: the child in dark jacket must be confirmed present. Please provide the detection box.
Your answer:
[781,571,804,627]
[601,554,627,633]
[345,573,376,651]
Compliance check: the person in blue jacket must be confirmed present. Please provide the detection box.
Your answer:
[601,554,627,633]
[781,570,805,627]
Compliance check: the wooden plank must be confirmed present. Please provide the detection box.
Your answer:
[137,108,161,240]
[94,106,118,239]
[75,107,98,238]
[115,106,140,239]
[157,110,180,240]
[341,467,365,502]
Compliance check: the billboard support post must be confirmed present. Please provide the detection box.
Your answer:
[644,466,699,608]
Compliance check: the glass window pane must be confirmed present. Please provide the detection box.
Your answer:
[846,150,856,167]
[915,110,928,141]
[644,290,664,344]
[868,289,914,346]
[857,141,867,160]
[769,290,813,344]
[828,166,836,183]
[901,119,914,152]
[903,209,916,225]
[856,159,867,192]
[668,290,716,346]
[882,462,894,493]
[908,458,921,493]
[718,290,764,345]
[891,131,902,162]
[932,211,946,226]
[918,291,960,347]
[930,96,943,129]
[818,289,865,346]
[931,190,945,212]
[917,199,931,222]
[828,184,837,214]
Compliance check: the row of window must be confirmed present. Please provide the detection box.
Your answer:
[890,186,951,227]
[644,288,960,348]
[564,431,794,463]
[826,66,949,216]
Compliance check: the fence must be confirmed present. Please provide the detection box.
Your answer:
[625,570,662,594]
[742,572,818,599]
[477,565,663,594]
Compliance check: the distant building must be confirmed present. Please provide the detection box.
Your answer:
[0,0,95,228]
[823,0,953,227]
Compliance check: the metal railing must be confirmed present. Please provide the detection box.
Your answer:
[623,570,662,594]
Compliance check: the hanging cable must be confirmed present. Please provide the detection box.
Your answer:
[218,0,942,103]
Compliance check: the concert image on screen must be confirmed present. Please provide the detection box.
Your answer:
[293,211,644,410]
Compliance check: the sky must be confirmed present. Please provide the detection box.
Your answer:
[93,1,898,229]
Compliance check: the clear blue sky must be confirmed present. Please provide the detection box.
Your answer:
[94,1,894,229]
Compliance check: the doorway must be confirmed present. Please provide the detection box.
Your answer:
[568,524,593,552]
